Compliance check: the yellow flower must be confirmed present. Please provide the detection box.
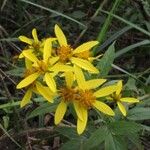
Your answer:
[53,24,99,73]
[17,38,73,93]
[20,82,54,107]
[54,66,116,135]
[73,66,116,134]
[19,67,54,107]
[19,28,43,52]
[16,39,57,92]
[18,28,43,58]
[18,28,56,68]
[17,55,54,107]
[110,80,139,116]
[54,71,76,125]
[20,86,33,108]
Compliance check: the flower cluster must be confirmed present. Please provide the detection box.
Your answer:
[17,24,139,134]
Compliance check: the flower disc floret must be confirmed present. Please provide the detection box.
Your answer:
[56,45,73,63]
[77,90,96,109]
[59,87,77,103]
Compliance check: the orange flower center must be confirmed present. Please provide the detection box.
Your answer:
[31,42,41,51]
[36,60,48,73]
[76,90,96,109]
[24,67,37,77]
[57,45,72,63]
[60,87,77,102]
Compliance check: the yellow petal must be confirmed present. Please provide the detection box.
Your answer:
[54,24,67,47]
[44,73,56,93]
[74,65,85,89]
[16,72,40,89]
[32,28,39,43]
[73,41,99,54]
[93,101,115,116]
[20,89,32,108]
[49,57,59,65]
[117,101,126,116]
[116,80,122,95]
[19,36,33,45]
[50,63,73,72]
[64,72,74,88]
[71,57,99,73]
[73,101,86,121]
[36,82,54,103]
[25,58,32,69]
[54,101,67,125]
[106,96,113,101]
[22,50,39,62]
[120,97,139,103]
[84,79,107,90]
[94,85,117,98]
[19,49,33,59]
[77,108,87,135]
[43,38,52,63]
[19,52,24,58]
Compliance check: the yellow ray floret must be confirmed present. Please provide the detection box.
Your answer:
[110,80,139,116]
[54,24,99,73]
[20,88,32,108]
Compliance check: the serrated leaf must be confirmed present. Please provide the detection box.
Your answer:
[96,42,115,77]
[27,102,57,119]
[83,126,108,150]
[60,139,82,150]
[109,121,141,135]
[127,107,150,120]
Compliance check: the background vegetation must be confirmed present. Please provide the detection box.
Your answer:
[0,0,150,149]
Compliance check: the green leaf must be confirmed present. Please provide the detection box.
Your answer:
[94,0,122,45]
[6,67,25,77]
[109,121,141,135]
[127,107,150,120]
[60,139,82,150]
[100,9,150,37]
[83,126,108,150]
[95,26,132,54]
[96,42,115,77]
[115,40,150,58]
[127,133,143,150]
[105,134,127,150]
[27,102,57,119]
[56,127,79,139]
[125,78,138,93]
